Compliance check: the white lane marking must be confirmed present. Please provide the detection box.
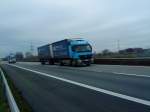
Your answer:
[40,64,150,78]
[64,67,150,78]
[6,64,150,106]
[111,72,150,78]
[12,62,150,78]
[96,64,150,69]
[57,66,150,78]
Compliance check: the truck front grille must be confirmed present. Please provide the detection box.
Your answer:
[79,55,92,60]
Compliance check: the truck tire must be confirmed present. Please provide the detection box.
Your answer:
[59,61,64,66]
[86,63,91,66]
[49,60,54,65]
[72,60,78,67]
[51,61,54,65]
[41,61,45,65]
[69,60,73,66]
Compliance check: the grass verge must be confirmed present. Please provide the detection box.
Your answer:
[0,67,32,112]
[0,73,10,112]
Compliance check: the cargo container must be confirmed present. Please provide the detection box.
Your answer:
[38,38,93,66]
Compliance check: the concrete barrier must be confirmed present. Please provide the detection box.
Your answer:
[94,58,150,66]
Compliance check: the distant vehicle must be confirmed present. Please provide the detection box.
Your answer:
[8,54,16,64]
[38,38,93,66]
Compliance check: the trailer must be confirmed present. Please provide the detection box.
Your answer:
[38,38,93,66]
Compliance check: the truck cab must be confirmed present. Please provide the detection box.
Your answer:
[69,39,93,66]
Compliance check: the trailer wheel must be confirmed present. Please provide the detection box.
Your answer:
[69,60,73,66]
[59,61,64,66]
[49,60,54,65]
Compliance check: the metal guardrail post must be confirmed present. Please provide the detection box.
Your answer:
[0,68,20,112]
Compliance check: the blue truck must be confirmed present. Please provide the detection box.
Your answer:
[38,38,93,66]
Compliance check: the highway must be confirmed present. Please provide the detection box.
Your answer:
[1,62,150,112]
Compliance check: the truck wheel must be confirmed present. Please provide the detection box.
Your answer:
[86,63,91,66]
[72,60,78,67]
[41,61,45,65]
[59,61,64,66]
[69,60,73,66]
[49,60,54,65]
[51,61,54,65]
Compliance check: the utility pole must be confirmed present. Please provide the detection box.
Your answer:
[117,40,120,53]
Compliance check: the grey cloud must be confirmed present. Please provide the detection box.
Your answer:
[0,0,150,57]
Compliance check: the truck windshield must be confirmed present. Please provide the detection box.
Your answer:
[72,44,92,52]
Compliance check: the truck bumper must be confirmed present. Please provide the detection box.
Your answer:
[79,59,92,65]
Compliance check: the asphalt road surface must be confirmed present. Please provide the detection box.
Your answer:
[1,62,150,112]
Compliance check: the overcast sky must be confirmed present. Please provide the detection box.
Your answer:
[0,0,150,57]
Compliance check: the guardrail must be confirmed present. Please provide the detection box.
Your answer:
[0,68,20,112]
[94,58,150,66]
